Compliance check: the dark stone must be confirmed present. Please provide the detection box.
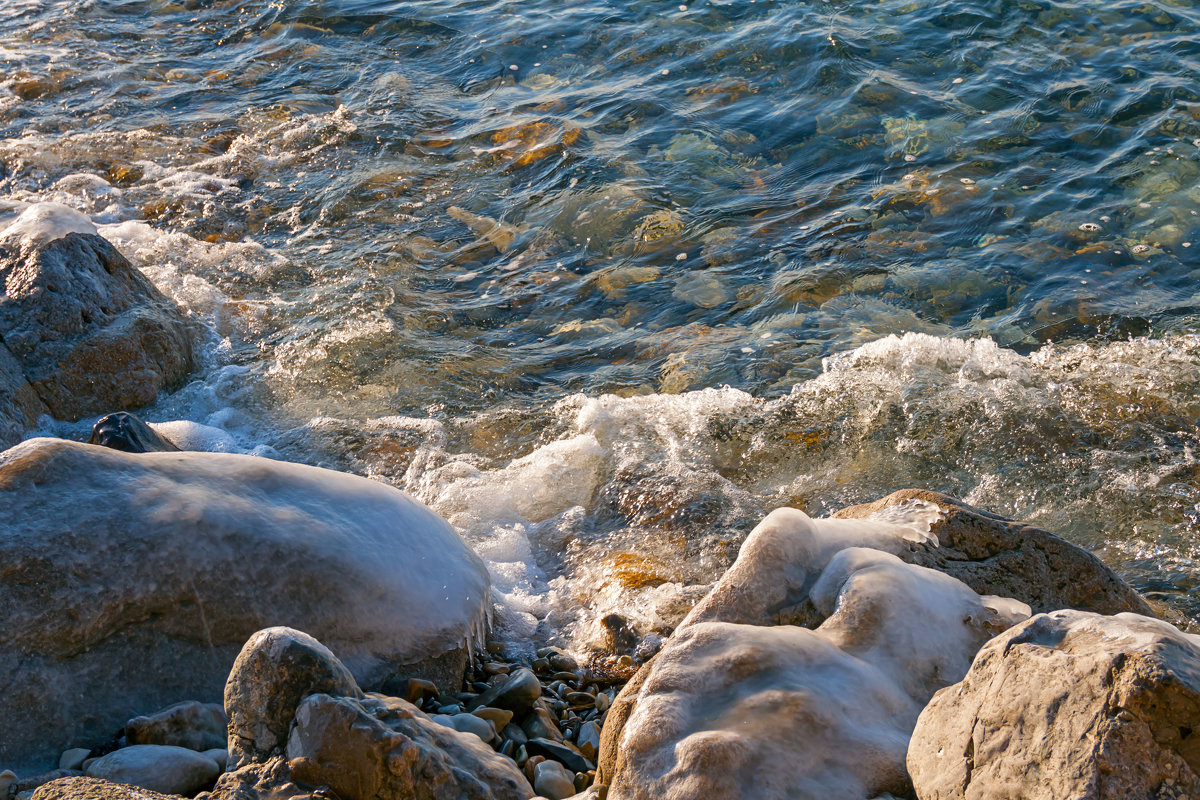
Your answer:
[464,668,540,716]
[525,738,594,773]
[599,613,638,655]
[88,412,180,454]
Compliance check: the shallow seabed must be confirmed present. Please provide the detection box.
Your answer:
[3,0,1200,646]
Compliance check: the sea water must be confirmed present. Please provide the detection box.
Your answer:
[3,0,1199,648]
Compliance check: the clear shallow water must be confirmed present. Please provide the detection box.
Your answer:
[3,0,1200,647]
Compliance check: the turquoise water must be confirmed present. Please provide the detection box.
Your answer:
[3,0,1199,644]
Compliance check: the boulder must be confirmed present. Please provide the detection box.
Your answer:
[126,701,227,752]
[0,438,491,773]
[0,207,196,421]
[225,628,362,768]
[89,412,181,454]
[286,693,534,800]
[603,539,1030,799]
[0,340,47,450]
[31,776,181,800]
[908,610,1200,800]
[85,745,219,796]
[833,490,1152,616]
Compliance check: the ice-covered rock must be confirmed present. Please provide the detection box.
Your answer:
[0,438,490,773]
[833,490,1153,616]
[908,610,1200,800]
[0,220,196,424]
[599,503,1039,800]
[286,693,534,800]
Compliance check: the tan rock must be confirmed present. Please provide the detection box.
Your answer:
[286,693,533,800]
[908,610,1200,800]
[31,777,180,800]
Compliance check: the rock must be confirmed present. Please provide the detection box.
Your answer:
[671,273,728,309]
[1,771,17,799]
[547,653,578,673]
[57,752,90,773]
[599,502,1035,800]
[473,707,514,731]
[526,739,593,773]
[908,610,1200,800]
[205,757,301,800]
[393,677,440,706]
[533,760,576,800]
[88,412,180,454]
[449,712,497,743]
[599,614,638,655]
[577,722,602,762]
[466,668,542,716]
[286,693,534,800]
[0,340,47,450]
[522,704,564,743]
[833,490,1152,616]
[85,745,219,796]
[31,777,179,800]
[126,701,226,752]
[200,750,227,772]
[225,627,363,768]
[447,206,523,253]
[0,438,490,773]
[0,218,197,421]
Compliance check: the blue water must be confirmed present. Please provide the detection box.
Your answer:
[3,0,1199,640]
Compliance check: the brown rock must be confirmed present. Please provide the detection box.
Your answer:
[31,777,181,800]
[833,490,1153,616]
[286,693,533,800]
[126,701,227,752]
[0,340,47,450]
[225,628,363,769]
[908,610,1200,800]
[205,757,305,800]
[0,232,196,420]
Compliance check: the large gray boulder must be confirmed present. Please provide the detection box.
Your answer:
[85,745,220,796]
[0,437,491,773]
[0,204,196,425]
[908,610,1200,800]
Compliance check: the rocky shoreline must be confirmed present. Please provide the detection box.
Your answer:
[2,208,1200,800]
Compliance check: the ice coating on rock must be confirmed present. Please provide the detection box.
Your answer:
[611,546,1031,800]
[0,202,97,245]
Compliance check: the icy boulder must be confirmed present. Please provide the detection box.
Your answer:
[908,610,1200,800]
[597,501,1043,800]
[0,438,490,773]
[0,204,196,431]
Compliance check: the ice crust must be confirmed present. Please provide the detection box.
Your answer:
[0,202,98,245]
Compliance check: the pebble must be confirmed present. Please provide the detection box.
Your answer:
[552,671,580,683]
[482,661,511,676]
[437,704,463,714]
[522,705,565,742]
[86,745,220,796]
[594,692,611,713]
[467,668,542,715]
[0,772,15,799]
[398,677,440,705]
[548,653,579,672]
[566,692,595,707]
[526,737,594,773]
[533,759,577,800]
[58,749,91,771]
[449,712,496,743]
[576,721,602,761]
[472,706,514,730]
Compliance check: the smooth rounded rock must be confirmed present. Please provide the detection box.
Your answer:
[84,745,219,796]
[126,701,226,752]
[225,627,363,768]
[467,668,542,715]
[533,760,576,800]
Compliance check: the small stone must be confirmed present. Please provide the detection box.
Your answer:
[466,668,541,715]
[472,707,514,731]
[576,721,602,762]
[575,770,595,793]
[449,713,496,743]
[437,704,463,714]
[522,705,564,743]
[599,613,638,655]
[502,723,528,745]
[85,745,220,796]
[594,692,611,713]
[1,772,16,799]
[533,759,576,800]
[565,692,595,707]
[552,671,579,683]
[397,677,440,705]
[58,750,90,772]
[548,653,579,672]
[532,658,552,674]
[524,755,545,785]
[672,272,729,309]
[482,662,511,676]
[525,738,594,773]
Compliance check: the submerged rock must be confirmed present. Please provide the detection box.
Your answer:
[908,610,1200,800]
[0,212,197,424]
[286,693,534,800]
[225,627,363,768]
[0,438,490,773]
